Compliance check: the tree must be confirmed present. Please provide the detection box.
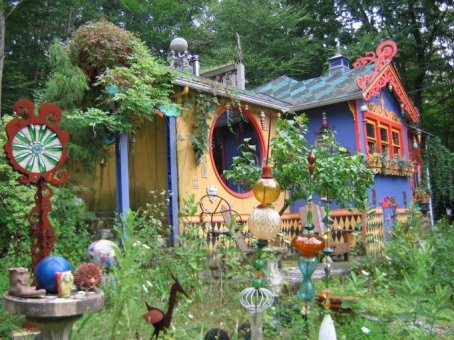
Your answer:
[336,0,453,149]
[225,113,375,214]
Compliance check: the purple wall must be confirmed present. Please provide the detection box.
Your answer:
[290,88,412,216]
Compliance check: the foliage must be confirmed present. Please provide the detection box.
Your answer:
[223,137,263,191]
[68,19,137,79]
[224,112,375,213]
[423,136,454,218]
[95,40,177,132]
[39,41,90,109]
[187,92,217,164]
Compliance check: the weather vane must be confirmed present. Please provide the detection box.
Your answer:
[4,98,69,271]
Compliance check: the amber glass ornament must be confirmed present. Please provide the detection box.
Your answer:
[253,165,281,206]
[292,234,325,257]
[248,205,281,241]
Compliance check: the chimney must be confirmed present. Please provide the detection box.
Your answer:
[327,52,350,76]
[192,54,200,76]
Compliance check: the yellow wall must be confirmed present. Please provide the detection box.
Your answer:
[74,91,288,220]
[175,96,288,220]
[74,118,167,211]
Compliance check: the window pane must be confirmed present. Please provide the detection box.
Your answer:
[380,127,388,142]
[382,145,389,156]
[368,141,376,154]
[366,123,375,138]
[392,131,400,145]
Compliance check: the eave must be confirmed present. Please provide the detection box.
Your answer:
[173,75,292,111]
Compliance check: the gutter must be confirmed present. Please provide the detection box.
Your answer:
[173,76,292,111]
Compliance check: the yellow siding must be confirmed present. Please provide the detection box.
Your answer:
[74,118,167,211]
[175,98,288,220]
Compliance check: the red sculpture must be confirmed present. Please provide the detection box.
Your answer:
[4,99,69,272]
[143,276,188,338]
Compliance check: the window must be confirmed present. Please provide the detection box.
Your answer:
[392,130,401,157]
[366,121,377,154]
[210,108,264,196]
[364,117,402,158]
[380,125,390,157]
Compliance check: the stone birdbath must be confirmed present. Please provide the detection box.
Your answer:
[3,289,104,340]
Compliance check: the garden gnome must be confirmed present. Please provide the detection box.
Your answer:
[8,267,46,297]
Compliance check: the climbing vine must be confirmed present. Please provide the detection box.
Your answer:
[189,92,218,164]
[423,136,454,218]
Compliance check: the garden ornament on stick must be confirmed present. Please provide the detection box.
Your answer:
[143,275,189,339]
[4,99,69,272]
[240,113,280,340]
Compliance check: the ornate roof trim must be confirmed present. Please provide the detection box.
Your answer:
[353,40,419,123]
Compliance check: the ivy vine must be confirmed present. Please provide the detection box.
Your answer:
[423,136,454,218]
[189,92,218,164]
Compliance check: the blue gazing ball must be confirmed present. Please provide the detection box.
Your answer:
[35,256,72,294]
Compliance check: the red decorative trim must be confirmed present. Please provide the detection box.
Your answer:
[352,100,361,152]
[353,40,397,88]
[353,41,419,123]
[209,106,266,199]
[380,196,398,208]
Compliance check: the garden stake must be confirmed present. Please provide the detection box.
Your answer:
[240,113,281,339]
[4,99,69,273]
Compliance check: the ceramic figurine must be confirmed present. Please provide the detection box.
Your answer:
[56,271,74,298]
[8,267,46,297]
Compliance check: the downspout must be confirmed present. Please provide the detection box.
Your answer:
[167,86,189,246]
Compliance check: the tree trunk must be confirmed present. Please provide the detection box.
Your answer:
[0,7,5,115]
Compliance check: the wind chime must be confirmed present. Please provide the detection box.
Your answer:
[240,112,281,340]
[4,99,69,272]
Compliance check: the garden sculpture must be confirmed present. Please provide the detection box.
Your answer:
[8,267,46,297]
[143,275,189,338]
[4,99,69,272]
[74,263,103,291]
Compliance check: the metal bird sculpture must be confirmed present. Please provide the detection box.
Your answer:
[143,275,189,339]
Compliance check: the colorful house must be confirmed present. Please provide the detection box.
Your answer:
[77,40,423,255]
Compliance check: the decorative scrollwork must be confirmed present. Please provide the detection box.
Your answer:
[353,40,398,91]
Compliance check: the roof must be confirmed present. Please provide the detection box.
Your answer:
[254,65,374,111]
[172,72,292,111]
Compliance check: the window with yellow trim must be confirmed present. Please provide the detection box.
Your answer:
[366,120,377,154]
[392,130,401,156]
[380,125,390,157]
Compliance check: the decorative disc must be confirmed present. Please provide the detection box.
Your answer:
[12,124,63,173]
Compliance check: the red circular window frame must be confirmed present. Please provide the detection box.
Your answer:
[209,107,266,198]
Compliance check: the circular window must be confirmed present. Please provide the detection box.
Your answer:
[210,108,265,197]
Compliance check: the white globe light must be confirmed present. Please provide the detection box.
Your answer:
[248,206,281,241]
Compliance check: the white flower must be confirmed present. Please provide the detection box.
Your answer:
[382,272,387,276]
[361,327,370,334]
[142,244,151,249]
[188,314,194,319]
[385,255,391,261]
[147,280,153,287]
[142,284,148,293]
[361,270,370,276]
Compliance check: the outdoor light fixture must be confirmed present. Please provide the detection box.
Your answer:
[360,104,368,112]
[387,82,393,92]
[322,112,328,129]
[413,137,418,149]
[400,103,405,117]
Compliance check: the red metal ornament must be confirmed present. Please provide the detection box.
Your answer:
[4,99,69,271]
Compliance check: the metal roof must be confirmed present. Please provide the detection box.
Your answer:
[254,65,375,111]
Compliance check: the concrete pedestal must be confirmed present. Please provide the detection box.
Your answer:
[3,289,104,340]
